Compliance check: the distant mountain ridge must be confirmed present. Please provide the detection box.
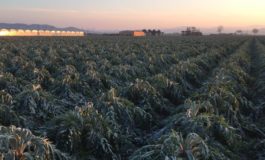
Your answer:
[0,23,85,32]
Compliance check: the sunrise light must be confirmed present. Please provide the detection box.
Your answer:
[0,29,84,36]
[0,30,10,36]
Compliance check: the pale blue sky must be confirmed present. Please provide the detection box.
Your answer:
[1,0,265,30]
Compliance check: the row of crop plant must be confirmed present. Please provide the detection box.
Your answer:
[129,40,253,159]
[42,39,249,159]
[247,39,265,159]
[0,36,252,159]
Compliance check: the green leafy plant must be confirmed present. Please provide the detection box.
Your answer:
[129,130,209,160]
[0,125,68,160]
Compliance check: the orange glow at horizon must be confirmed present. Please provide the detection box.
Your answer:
[0,0,265,30]
[56,0,264,30]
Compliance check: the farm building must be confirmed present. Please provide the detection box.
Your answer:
[181,27,202,36]
[119,30,146,37]
[0,29,84,36]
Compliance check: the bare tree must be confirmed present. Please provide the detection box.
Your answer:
[252,28,259,35]
[217,26,224,34]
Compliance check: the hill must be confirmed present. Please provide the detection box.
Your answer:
[0,23,85,32]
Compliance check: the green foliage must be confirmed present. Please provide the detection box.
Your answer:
[0,105,20,126]
[0,36,265,159]
[148,74,185,105]
[0,125,68,160]
[127,79,172,117]
[47,105,117,158]
[129,130,209,160]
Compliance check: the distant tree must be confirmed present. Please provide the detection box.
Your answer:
[152,29,156,36]
[142,29,147,33]
[157,30,161,36]
[217,25,224,34]
[252,28,259,35]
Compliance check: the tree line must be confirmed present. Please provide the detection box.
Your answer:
[217,25,259,35]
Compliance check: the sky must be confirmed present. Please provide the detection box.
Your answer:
[1,0,265,31]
